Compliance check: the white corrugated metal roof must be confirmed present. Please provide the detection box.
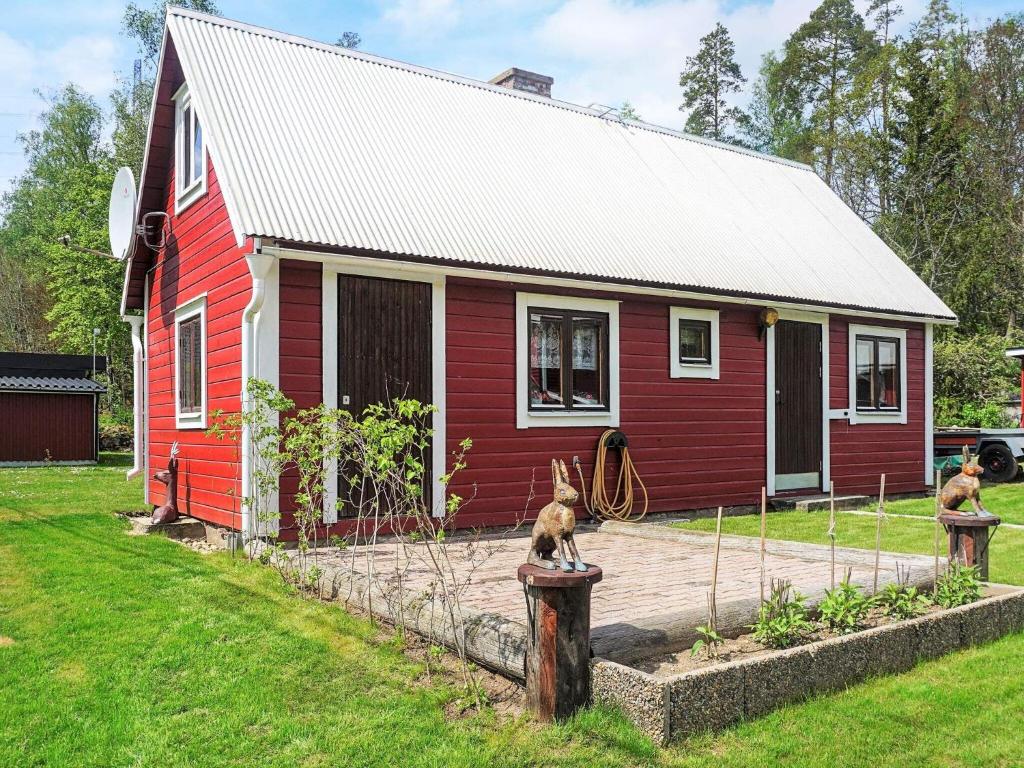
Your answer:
[165,8,955,320]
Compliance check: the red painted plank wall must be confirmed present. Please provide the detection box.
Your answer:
[277,259,324,531]
[445,278,768,527]
[145,157,252,528]
[0,392,96,463]
[828,317,926,496]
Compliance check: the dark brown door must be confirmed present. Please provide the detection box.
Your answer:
[774,320,822,490]
[338,275,433,512]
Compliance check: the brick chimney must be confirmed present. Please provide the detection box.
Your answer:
[488,67,553,98]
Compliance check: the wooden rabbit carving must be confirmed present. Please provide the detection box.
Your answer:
[152,442,180,525]
[940,445,989,516]
[527,459,588,572]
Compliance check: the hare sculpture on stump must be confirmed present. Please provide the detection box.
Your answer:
[940,445,989,516]
[527,459,588,572]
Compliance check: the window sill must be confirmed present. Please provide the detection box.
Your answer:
[850,409,906,425]
[175,414,207,430]
[175,178,207,215]
[516,410,619,429]
[670,363,719,380]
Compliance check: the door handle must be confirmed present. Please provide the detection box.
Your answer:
[775,388,782,405]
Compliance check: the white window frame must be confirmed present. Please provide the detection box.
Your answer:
[173,83,207,214]
[669,306,719,379]
[848,323,907,425]
[515,292,619,429]
[174,294,207,430]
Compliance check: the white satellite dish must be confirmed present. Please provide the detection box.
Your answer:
[108,166,136,261]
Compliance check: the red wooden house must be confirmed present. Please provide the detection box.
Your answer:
[120,9,956,538]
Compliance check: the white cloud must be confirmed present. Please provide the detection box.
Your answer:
[382,0,462,38]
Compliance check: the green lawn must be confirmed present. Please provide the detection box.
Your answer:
[4,456,1024,766]
[856,481,1024,526]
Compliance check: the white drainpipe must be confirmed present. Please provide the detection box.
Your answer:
[241,241,274,540]
[124,314,145,480]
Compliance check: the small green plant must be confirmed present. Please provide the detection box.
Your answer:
[876,581,932,620]
[690,624,725,659]
[818,579,873,634]
[328,534,348,551]
[935,564,982,608]
[751,580,814,649]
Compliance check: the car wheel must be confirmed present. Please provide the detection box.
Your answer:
[979,444,1019,483]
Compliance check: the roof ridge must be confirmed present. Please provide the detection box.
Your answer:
[167,6,814,172]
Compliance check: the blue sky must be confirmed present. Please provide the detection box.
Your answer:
[1,0,1020,188]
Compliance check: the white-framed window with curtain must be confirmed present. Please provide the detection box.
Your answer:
[848,324,908,425]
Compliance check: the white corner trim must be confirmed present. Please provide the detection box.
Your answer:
[924,323,935,485]
[173,294,207,430]
[322,269,339,524]
[669,305,719,379]
[515,291,620,430]
[848,323,908,425]
[766,309,830,496]
[321,263,448,519]
[173,83,208,215]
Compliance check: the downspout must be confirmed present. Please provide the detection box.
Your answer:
[241,239,274,540]
[124,314,145,479]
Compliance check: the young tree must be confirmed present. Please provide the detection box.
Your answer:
[679,23,748,143]
[777,0,876,185]
[336,31,361,49]
[745,51,813,161]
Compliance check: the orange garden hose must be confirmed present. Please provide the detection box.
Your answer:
[574,429,649,522]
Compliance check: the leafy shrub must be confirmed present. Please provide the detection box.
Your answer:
[818,580,873,633]
[751,580,814,649]
[933,331,1022,428]
[98,421,133,451]
[876,582,932,620]
[935,564,983,608]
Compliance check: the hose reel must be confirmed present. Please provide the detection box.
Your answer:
[573,429,649,522]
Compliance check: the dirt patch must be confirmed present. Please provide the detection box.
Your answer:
[0,636,15,647]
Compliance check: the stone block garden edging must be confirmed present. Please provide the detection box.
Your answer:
[592,585,1024,744]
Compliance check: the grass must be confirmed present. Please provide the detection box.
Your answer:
[3,456,1024,766]
[861,481,1024,526]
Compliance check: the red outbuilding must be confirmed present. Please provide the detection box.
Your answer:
[119,9,957,539]
[0,353,105,466]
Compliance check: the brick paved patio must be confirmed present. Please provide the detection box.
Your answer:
[315,521,937,663]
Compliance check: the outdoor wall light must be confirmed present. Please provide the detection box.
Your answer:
[758,307,779,341]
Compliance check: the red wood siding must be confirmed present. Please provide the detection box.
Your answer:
[145,153,252,527]
[445,278,768,527]
[277,259,324,530]
[828,317,926,495]
[0,392,96,463]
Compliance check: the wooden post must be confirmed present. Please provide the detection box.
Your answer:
[518,564,603,722]
[759,488,767,604]
[828,481,836,590]
[934,470,942,594]
[939,513,1001,581]
[872,474,886,594]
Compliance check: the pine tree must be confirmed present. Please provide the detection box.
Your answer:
[777,0,876,185]
[679,23,748,143]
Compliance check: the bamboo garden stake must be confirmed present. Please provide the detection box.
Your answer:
[872,474,886,594]
[759,487,767,603]
[828,481,836,590]
[934,469,942,595]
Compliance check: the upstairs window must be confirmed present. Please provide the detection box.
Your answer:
[175,296,207,429]
[174,84,207,212]
[669,306,719,379]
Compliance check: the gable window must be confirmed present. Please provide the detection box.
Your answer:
[848,324,907,424]
[175,295,207,429]
[173,84,207,213]
[669,306,719,379]
[516,293,619,428]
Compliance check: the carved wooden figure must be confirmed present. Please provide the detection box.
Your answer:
[152,442,180,525]
[527,459,588,572]
[940,446,989,516]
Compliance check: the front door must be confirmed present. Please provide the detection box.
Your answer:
[337,274,433,513]
[774,320,822,491]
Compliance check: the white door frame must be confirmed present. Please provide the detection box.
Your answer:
[320,262,447,522]
[766,309,830,497]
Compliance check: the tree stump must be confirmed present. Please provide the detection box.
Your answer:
[517,563,603,722]
[939,513,1001,580]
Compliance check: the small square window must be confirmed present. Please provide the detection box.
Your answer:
[678,319,712,366]
[669,307,719,379]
